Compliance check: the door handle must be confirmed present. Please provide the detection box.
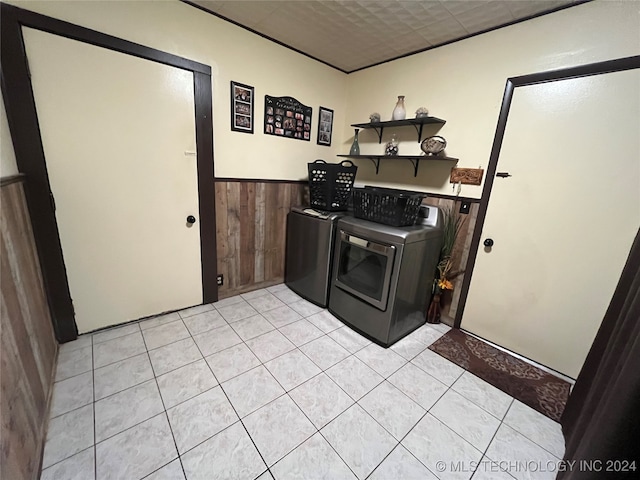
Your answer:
[484,238,494,247]
[186,215,196,224]
[496,172,511,178]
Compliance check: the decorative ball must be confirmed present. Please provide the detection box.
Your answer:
[385,144,398,155]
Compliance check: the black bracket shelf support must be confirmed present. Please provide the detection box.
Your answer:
[367,157,382,174]
[371,127,384,143]
[412,123,424,143]
[408,158,420,177]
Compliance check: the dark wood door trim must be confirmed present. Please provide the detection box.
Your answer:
[4,3,211,75]
[194,72,217,304]
[454,55,640,328]
[0,174,26,187]
[1,3,217,342]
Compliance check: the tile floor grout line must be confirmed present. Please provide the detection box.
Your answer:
[473,402,519,480]
[213,326,356,475]
[448,375,514,423]
[39,445,96,475]
[389,371,475,480]
[140,330,186,479]
[46,397,95,422]
[55,287,563,480]
[192,337,273,478]
[496,412,564,464]
[53,367,93,384]
[315,427,365,480]
[275,337,409,479]
[90,338,490,478]
[241,381,323,475]
[141,458,183,480]
[424,347,564,463]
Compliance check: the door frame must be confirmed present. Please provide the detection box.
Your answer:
[1,3,218,342]
[454,54,640,328]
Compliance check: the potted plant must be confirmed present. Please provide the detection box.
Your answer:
[427,204,466,323]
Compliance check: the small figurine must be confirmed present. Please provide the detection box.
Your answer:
[369,112,381,123]
[415,107,429,118]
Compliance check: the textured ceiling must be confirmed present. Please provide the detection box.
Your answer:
[187,0,581,73]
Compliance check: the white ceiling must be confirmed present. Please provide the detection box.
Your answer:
[187,0,582,73]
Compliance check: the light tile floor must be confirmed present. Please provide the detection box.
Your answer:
[42,284,566,480]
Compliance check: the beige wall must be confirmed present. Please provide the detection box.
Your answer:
[1,93,19,178]
[6,1,639,188]
[5,0,348,181]
[343,1,640,198]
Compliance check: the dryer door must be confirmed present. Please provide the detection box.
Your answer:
[334,230,396,311]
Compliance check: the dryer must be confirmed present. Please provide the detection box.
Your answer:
[328,210,443,346]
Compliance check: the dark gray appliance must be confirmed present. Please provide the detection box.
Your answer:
[285,207,344,307]
[328,209,443,347]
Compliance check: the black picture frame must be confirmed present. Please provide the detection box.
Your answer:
[316,106,333,146]
[264,95,312,141]
[231,81,254,134]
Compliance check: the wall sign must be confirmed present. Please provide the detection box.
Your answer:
[317,106,333,146]
[264,95,312,141]
[450,167,484,185]
[231,81,254,134]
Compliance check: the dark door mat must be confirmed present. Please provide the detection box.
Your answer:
[428,329,571,422]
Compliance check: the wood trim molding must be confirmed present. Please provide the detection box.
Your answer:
[0,174,26,187]
[182,0,590,75]
[181,0,347,74]
[2,3,210,75]
[212,179,480,205]
[453,55,640,328]
[1,3,217,341]
[509,55,640,88]
[425,192,481,203]
[194,72,218,303]
[1,5,77,342]
[214,178,308,184]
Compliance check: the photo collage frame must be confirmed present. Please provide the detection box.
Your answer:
[264,95,312,141]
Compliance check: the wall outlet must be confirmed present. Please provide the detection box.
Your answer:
[217,275,224,286]
[459,201,471,215]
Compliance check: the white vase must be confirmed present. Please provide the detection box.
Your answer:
[392,95,406,120]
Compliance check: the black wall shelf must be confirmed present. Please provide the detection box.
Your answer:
[351,116,446,143]
[337,154,458,177]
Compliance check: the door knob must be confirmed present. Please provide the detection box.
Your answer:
[483,238,494,247]
[187,215,196,224]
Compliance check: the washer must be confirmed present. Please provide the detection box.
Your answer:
[285,207,344,307]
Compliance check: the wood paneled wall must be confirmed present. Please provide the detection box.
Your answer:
[215,180,308,298]
[1,177,57,480]
[423,197,480,325]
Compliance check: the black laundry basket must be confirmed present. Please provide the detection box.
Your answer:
[353,187,425,226]
[308,159,357,211]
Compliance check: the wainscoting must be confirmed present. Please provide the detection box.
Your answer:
[423,197,480,325]
[215,180,308,299]
[214,182,477,319]
[1,176,57,480]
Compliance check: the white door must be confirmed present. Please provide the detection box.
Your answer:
[24,28,203,333]
[461,69,640,378]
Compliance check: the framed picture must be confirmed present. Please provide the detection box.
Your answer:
[231,81,254,134]
[317,106,333,146]
[264,95,312,141]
